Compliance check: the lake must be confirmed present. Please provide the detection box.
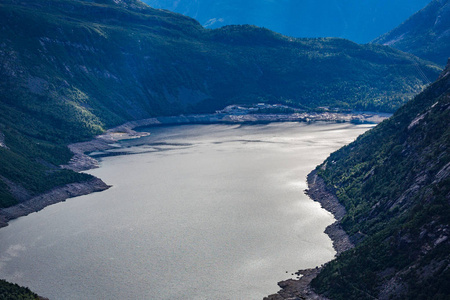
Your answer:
[0,122,373,299]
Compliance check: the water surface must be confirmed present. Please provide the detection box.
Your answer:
[0,122,372,299]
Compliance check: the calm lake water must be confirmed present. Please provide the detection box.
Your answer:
[0,122,372,299]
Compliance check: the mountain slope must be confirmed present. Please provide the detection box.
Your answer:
[0,0,441,207]
[310,60,450,299]
[0,279,42,300]
[142,0,430,44]
[373,0,450,66]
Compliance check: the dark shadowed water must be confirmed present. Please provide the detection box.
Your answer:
[0,122,373,299]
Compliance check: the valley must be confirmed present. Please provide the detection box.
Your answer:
[0,0,440,209]
[0,0,448,299]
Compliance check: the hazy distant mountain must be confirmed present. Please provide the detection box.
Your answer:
[142,0,431,43]
[373,0,450,66]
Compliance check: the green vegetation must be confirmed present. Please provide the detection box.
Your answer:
[311,62,450,299]
[373,0,450,66]
[0,0,448,298]
[0,0,438,208]
[0,0,441,208]
[0,279,40,300]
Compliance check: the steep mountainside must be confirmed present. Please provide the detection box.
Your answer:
[0,0,441,208]
[142,0,430,43]
[373,0,450,66]
[310,60,450,299]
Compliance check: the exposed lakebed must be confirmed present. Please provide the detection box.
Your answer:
[0,122,373,299]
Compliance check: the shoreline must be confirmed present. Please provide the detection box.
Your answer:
[3,110,384,228]
[63,111,390,172]
[0,178,109,228]
[0,111,372,274]
[0,111,367,298]
[264,170,353,299]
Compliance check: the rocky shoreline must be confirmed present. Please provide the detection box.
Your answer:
[62,111,390,172]
[0,119,160,228]
[0,178,109,228]
[1,110,387,228]
[0,111,372,292]
[264,170,353,300]
[306,170,354,255]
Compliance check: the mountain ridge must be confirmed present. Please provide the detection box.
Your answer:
[141,0,431,44]
[373,0,450,66]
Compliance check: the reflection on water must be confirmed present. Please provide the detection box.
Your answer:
[0,122,373,300]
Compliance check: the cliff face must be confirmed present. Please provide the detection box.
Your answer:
[0,0,441,207]
[311,60,450,299]
[373,0,450,66]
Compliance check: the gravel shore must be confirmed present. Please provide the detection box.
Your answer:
[264,170,353,300]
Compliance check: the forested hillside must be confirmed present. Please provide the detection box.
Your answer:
[0,0,440,208]
[311,60,450,299]
[0,279,41,300]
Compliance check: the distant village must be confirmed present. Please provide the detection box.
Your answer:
[211,103,390,124]
[217,103,347,115]
[218,103,298,115]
